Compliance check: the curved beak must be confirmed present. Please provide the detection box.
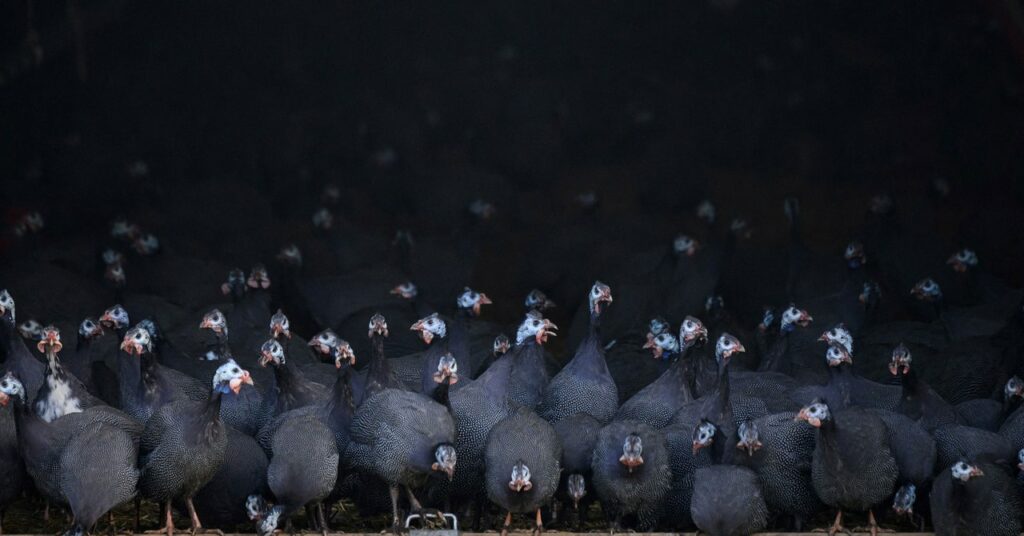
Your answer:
[736,440,763,457]
[507,478,532,492]
[259,350,274,367]
[472,294,493,316]
[691,441,704,456]
[432,463,455,481]
[38,332,62,354]
[642,338,662,359]
[794,409,821,428]
[0,392,9,407]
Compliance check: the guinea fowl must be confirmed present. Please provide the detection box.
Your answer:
[539,282,617,424]
[0,290,45,401]
[590,419,670,531]
[689,420,769,536]
[356,313,407,405]
[32,326,102,422]
[437,350,515,528]
[1,371,139,536]
[756,304,813,378]
[259,334,328,418]
[199,309,264,435]
[450,287,495,379]
[551,412,601,529]
[954,376,1022,432]
[345,383,456,530]
[930,461,1023,536]
[732,415,822,531]
[65,317,104,393]
[604,317,673,402]
[188,426,269,530]
[484,407,562,536]
[614,316,707,427]
[250,402,339,536]
[139,360,253,536]
[796,400,898,536]
[0,371,26,535]
[507,312,557,410]
[889,342,960,430]
[401,312,451,395]
[671,333,755,440]
[864,408,937,508]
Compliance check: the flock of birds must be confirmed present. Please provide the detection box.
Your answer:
[2,191,1024,536]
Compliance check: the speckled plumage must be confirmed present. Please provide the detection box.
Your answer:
[139,395,228,504]
[591,420,670,530]
[346,388,454,487]
[809,408,897,512]
[484,408,561,513]
[265,411,338,521]
[691,464,768,536]
[188,426,269,528]
[615,355,693,428]
[930,463,1023,536]
[933,423,1015,470]
[539,318,618,424]
[507,340,550,410]
[733,412,822,525]
[867,408,937,486]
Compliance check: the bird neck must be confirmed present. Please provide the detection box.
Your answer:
[431,376,452,407]
[202,389,225,422]
[328,365,355,416]
[368,334,393,380]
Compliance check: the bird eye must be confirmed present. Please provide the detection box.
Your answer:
[232,367,240,373]
[134,332,142,340]
[531,320,540,327]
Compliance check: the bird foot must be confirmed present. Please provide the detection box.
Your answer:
[412,509,448,529]
[531,523,543,536]
[190,529,223,536]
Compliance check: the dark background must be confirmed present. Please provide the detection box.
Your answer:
[1,0,1023,320]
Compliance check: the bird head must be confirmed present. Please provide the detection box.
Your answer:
[457,287,492,317]
[0,290,13,323]
[516,312,557,346]
[0,372,26,407]
[736,421,763,457]
[18,319,42,341]
[390,281,418,300]
[818,323,853,353]
[411,313,446,345]
[269,310,290,340]
[247,264,271,290]
[492,334,511,356]
[78,317,104,341]
[780,305,813,332]
[795,400,831,428]
[100,304,130,330]
[567,474,586,509]
[889,343,912,376]
[213,359,253,395]
[220,268,247,299]
[524,289,555,312]
[276,244,303,267]
[620,433,644,471]
[259,339,286,368]
[508,460,532,492]
[950,461,983,483]
[678,316,708,347]
[200,309,228,337]
[432,444,457,481]
[825,343,853,367]
[692,421,716,455]
[947,248,978,273]
[644,332,680,360]
[715,333,745,364]
[844,241,866,268]
[892,484,916,517]
[910,278,942,303]
[588,281,613,316]
[433,353,459,385]
[37,325,62,354]
[120,325,153,356]
[673,234,700,257]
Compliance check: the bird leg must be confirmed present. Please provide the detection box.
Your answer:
[867,510,893,535]
[142,500,175,536]
[532,507,543,536]
[389,486,402,534]
[316,503,329,536]
[824,510,851,536]
[185,498,222,535]
[500,511,512,536]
